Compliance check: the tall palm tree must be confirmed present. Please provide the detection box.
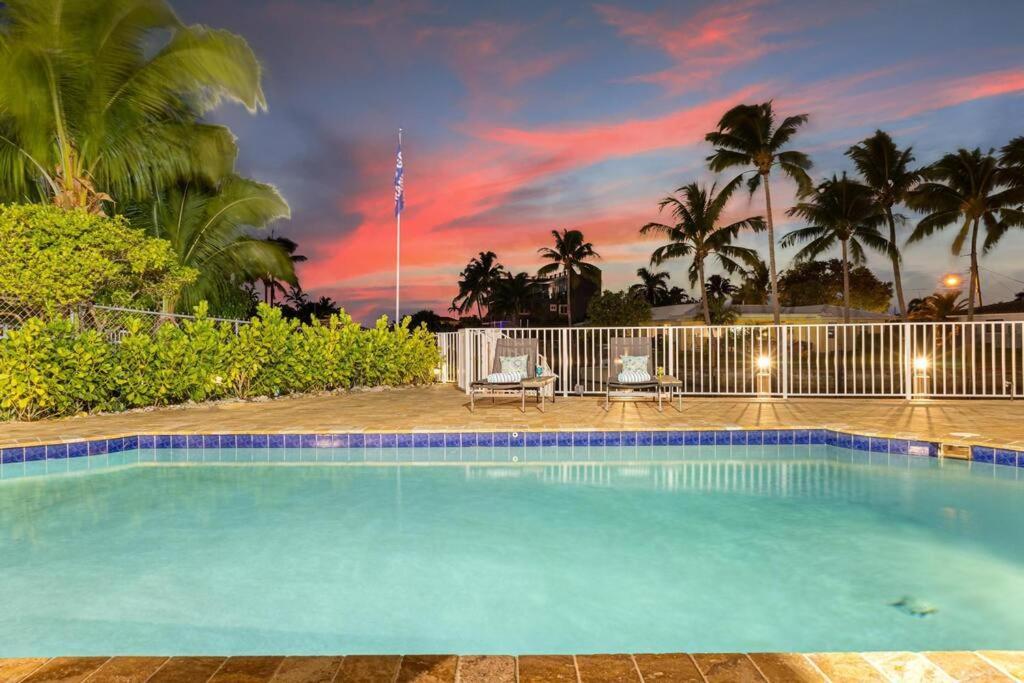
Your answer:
[450,251,505,320]
[488,272,538,327]
[261,234,306,305]
[128,173,292,315]
[641,177,764,324]
[705,101,813,324]
[906,148,1024,320]
[846,130,921,320]
[537,229,600,326]
[630,267,671,305]
[782,174,891,323]
[0,0,266,212]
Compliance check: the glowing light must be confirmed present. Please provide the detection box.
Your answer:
[913,356,929,372]
[756,355,772,371]
[942,273,962,288]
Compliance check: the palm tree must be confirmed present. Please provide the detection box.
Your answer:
[261,234,307,305]
[705,101,813,324]
[0,0,266,212]
[908,291,967,322]
[906,149,1024,320]
[630,267,671,305]
[488,272,538,327]
[127,173,293,315]
[704,274,738,301]
[782,174,891,323]
[451,251,505,320]
[846,130,921,320]
[537,229,600,326]
[641,177,764,324]
[733,258,769,305]
[1002,137,1024,170]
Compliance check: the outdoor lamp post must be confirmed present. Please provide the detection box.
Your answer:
[756,355,772,397]
[912,356,930,398]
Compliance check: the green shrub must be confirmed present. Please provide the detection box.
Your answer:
[0,203,195,309]
[0,317,115,420]
[0,304,441,421]
[294,311,363,391]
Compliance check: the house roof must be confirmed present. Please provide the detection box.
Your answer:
[650,303,892,322]
[968,299,1024,315]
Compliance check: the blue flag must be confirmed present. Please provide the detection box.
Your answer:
[393,138,404,217]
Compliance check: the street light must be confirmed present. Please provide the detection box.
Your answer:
[941,273,962,289]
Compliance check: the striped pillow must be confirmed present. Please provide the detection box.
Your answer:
[618,370,652,384]
[487,372,522,384]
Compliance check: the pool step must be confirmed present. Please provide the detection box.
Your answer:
[940,443,971,460]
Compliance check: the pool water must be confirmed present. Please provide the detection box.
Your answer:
[1,445,1023,655]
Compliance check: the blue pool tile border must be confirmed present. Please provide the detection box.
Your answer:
[1,429,1021,477]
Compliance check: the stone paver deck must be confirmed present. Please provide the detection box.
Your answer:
[1,385,1022,452]
[1,652,1021,682]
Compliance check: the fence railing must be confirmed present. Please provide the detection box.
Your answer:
[0,298,249,342]
[436,331,459,383]
[451,322,1024,399]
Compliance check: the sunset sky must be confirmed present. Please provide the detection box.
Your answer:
[177,0,1024,323]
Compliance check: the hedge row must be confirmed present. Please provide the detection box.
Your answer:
[0,304,440,421]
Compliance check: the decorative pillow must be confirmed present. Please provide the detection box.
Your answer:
[499,354,529,379]
[618,370,652,384]
[487,372,522,384]
[620,354,648,374]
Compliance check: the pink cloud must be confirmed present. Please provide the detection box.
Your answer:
[595,0,820,94]
[415,20,576,116]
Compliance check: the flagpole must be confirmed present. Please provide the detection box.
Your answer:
[395,128,402,324]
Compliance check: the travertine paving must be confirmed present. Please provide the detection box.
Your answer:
[1,384,1022,451]
[0,652,1021,682]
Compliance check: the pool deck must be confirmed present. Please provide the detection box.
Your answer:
[1,384,1022,453]
[1,651,1022,682]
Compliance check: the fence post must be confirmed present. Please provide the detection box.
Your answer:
[903,323,913,400]
[779,326,789,399]
[560,327,569,397]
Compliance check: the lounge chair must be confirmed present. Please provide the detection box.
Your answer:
[469,337,540,412]
[604,336,659,410]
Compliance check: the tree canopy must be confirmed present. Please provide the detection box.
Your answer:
[0,203,195,309]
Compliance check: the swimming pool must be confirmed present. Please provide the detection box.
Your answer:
[1,437,1022,656]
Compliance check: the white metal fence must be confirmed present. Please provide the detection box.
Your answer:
[437,331,459,383]
[448,322,1024,399]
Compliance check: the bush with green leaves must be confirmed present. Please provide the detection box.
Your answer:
[0,317,115,420]
[0,203,196,309]
[0,303,442,421]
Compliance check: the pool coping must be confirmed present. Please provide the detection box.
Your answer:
[1,427,1022,470]
[2,651,1022,682]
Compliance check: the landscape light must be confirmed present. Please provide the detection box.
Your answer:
[913,356,930,373]
[942,273,962,288]
[756,355,772,371]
